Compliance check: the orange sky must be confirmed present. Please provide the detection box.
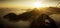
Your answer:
[0,0,59,9]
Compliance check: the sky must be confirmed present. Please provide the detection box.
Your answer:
[0,0,60,27]
[0,0,60,9]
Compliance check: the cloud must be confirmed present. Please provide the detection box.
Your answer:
[50,14,60,24]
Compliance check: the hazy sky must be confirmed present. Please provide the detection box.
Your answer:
[0,0,60,9]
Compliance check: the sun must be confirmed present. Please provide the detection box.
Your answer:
[34,1,42,8]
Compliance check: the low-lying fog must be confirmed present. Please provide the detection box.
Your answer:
[0,7,60,28]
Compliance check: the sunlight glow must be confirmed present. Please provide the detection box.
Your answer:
[34,1,42,8]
